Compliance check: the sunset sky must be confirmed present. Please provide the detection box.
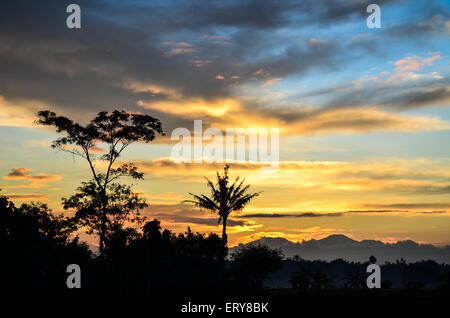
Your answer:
[1,0,449,247]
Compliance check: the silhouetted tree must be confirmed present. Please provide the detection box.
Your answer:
[290,264,338,290]
[231,244,283,290]
[0,197,76,244]
[343,269,364,289]
[36,110,163,257]
[290,267,311,290]
[438,271,450,290]
[309,267,338,290]
[0,195,91,295]
[62,174,147,256]
[185,164,260,245]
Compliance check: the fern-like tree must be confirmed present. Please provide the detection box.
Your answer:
[184,164,260,246]
[36,110,163,257]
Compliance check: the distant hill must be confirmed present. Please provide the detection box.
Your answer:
[231,235,450,264]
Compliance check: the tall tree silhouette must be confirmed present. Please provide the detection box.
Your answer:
[184,164,260,245]
[231,244,283,290]
[62,173,147,255]
[36,110,163,257]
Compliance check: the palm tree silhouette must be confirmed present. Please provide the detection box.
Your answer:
[184,164,260,246]
[343,269,364,289]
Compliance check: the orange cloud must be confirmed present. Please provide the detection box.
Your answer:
[60,144,106,153]
[2,193,49,201]
[134,157,450,216]
[161,41,193,47]
[2,168,62,189]
[4,168,62,182]
[0,96,42,127]
[393,52,440,72]
[137,97,240,117]
[169,47,196,55]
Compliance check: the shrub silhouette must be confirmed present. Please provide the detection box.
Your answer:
[36,110,163,258]
[0,195,91,296]
[230,244,283,291]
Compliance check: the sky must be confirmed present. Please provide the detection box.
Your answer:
[0,0,449,247]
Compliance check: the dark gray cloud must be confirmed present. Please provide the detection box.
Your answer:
[418,211,447,214]
[238,212,344,218]
[305,80,449,112]
[0,0,400,98]
[2,193,48,200]
[388,87,450,109]
[153,213,248,227]
[0,0,346,122]
[366,203,450,209]
[384,1,449,38]
[0,0,446,136]
[238,208,450,218]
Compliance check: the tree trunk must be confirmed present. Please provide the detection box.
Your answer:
[99,210,106,259]
[222,217,228,246]
[99,190,108,260]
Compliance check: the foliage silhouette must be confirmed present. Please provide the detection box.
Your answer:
[184,164,260,245]
[2,192,450,298]
[289,267,312,290]
[62,175,147,256]
[0,194,91,296]
[230,244,283,291]
[343,269,365,289]
[36,110,164,257]
[290,265,338,290]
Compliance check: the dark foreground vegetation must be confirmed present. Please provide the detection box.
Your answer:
[2,195,450,300]
[1,110,449,305]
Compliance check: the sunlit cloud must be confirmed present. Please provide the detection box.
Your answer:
[4,167,61,181]
[161,41,193,47]
[1,168,63,190]
[263,78,283,86]
[135,158,450,203]
[137,202,262,242]
[0,95,44,127]
[137,94,449,137]
[168,47,196,55]
[393,52,440,72]
[137,97,240,117]
[1,193,48,201]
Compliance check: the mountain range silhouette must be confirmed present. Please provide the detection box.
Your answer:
[231,234,450,264]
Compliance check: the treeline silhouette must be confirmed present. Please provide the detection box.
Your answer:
[274,257,450,292]
[2,195,450,298]
[0,195,283,297]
